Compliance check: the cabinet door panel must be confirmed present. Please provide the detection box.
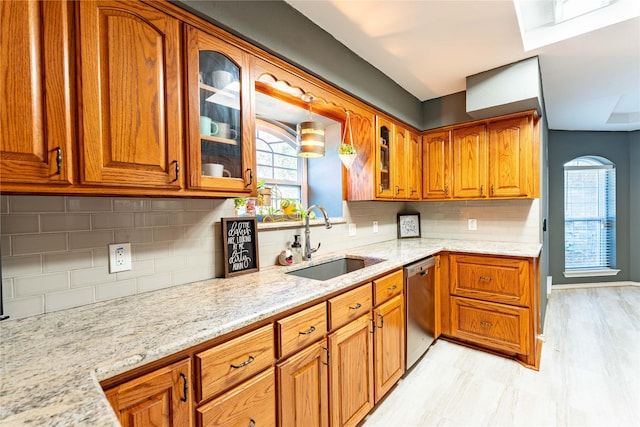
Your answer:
[407,131,422,199]
[422,131,451,199]
[106,359,192,427]
[185,25,254,193]
[452,124,487,198]
[375,116,393,198]
[78,0,181,188]
[451,296,529,355]
[450,254,530,306]
[0,0,73,185]
[277,341,329,427]
[488,115,532,197]
[328,314,374,427]
[373,295,405,403]
[197,368,275,427]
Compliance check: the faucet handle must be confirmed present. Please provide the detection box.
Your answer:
[310,242,321,254]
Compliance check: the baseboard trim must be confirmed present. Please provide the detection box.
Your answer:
[551,281,639,290]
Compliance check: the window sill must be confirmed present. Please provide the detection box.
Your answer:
[257,217,346,231]
[563,269,621,278]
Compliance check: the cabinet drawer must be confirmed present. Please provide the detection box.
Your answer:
[197,368,275,427]
[196,324,274,402]
[328,283,372,331]
[450,296,529,355]
[373,270,403,305]
[450,255,529,306]
[277,302,327,359]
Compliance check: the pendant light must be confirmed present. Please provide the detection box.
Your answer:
[339,111,357,169]
[297,94,325,158]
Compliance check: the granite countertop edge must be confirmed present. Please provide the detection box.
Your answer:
[0,238,541,426]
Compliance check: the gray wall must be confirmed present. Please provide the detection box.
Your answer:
[175,0,423,128]
[548,131,635,284]
[631,132,640,280]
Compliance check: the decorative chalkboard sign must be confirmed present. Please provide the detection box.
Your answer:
[222,217,260,277]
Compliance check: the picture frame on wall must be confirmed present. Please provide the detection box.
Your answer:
[397,213,421,239]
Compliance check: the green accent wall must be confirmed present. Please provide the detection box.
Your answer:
[548,131,636,284]
[176,0,423,128]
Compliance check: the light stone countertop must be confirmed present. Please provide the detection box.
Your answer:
[0,238,541,426]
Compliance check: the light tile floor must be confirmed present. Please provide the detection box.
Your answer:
[362,286,640,427]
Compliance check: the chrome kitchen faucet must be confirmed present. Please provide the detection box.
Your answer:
[304,205,332,260]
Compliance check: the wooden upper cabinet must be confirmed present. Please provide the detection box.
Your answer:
[77,0,182,188]
[452,124,487,198]
[376,116,394,198]
[0,0,74,187]
[184,25,254,193]
[105,358,192,427]
[488,114,533,198]
[406,131,422,200]
[422,130,452,199]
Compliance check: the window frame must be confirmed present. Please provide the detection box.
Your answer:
[563,155,619,278]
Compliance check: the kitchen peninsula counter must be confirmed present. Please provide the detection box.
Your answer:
[0,238,541,426]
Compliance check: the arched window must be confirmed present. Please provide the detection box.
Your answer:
[563,155,618,277]
[255,119,306,207]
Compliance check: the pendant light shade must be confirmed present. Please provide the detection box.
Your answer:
[297,95,325,158]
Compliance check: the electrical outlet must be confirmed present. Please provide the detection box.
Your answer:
[373,221,378,233]
[348,223,357,236]
[109,243,132,273]
[468,219,477,231]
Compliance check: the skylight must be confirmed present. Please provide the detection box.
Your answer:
[513,0,640,51]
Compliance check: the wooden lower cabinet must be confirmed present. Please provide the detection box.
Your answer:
[373,294,405,403]
[277,340,329,427]
[446,253,540,369]
[105,358,192,427]
[328,314,375,427]
[196,368,275,427]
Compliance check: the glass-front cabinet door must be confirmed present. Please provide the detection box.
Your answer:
[376,116,393,198]
[185,26,254,193]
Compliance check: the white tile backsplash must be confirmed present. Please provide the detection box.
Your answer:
[0,195,540,320]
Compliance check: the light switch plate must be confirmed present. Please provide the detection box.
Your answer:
[373,221,379,233]
[468,219,477,231]
[348,223,357,236]
[109,243,132,273]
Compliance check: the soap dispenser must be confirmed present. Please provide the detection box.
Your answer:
[291,235,303,264]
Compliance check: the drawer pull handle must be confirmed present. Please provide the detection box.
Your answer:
[230,355,255,369]
[179,372,188,402]
[387,284,397,291]
[479,276,492,281]
[349,303,362,310]
[249,419,256,427]
[480,321,493,327]
[299,325,316,335]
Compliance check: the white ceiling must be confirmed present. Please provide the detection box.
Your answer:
[285,0,640,131]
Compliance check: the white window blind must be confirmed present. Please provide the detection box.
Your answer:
[564,156,616,271]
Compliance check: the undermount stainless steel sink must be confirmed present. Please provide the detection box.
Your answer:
[286,256,385,281]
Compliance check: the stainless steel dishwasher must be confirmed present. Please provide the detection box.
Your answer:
[404,256,436,369]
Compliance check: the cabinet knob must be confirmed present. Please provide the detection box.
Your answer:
[444,185,449,196]
[490,184,495,195]
[480,185,484,196]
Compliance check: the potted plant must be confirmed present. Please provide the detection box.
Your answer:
[233,197,246,216]
[256,180,271,207]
